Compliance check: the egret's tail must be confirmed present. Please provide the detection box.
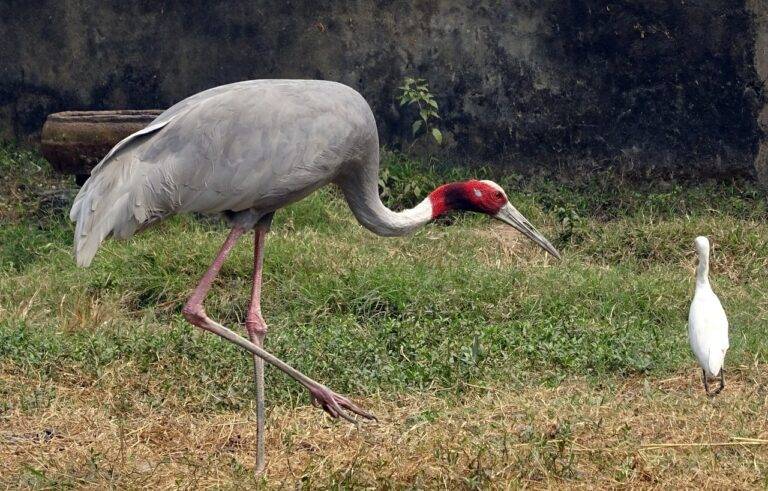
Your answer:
[705,348,726,378]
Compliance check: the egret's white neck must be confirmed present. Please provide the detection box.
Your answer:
[695,249,710,288]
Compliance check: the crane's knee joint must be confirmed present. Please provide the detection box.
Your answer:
[182,304,207,325]
[245,316,268,335]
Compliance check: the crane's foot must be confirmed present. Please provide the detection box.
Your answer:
[307,384,377,423]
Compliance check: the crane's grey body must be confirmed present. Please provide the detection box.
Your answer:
[70,79,561,474]
[71,80,385,266]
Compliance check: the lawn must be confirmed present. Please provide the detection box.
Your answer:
[1,142,767,488]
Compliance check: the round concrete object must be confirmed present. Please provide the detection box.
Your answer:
[41,110,164,181]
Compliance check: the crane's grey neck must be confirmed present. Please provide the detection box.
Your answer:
[696,249,710,287]
[338,167,433,237]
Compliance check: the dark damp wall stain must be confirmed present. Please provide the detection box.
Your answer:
[90,66,163,110]
[1,83,72,137]
[0,0,765,174]
[542,0,764,169]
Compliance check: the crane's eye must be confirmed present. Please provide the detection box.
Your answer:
[494,191,504,200]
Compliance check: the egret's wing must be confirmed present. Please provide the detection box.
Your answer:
[689,291,729,376]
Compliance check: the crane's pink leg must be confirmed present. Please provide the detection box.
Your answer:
[183,228,245,310]
[245,224,269,474]
[181,228,375,426]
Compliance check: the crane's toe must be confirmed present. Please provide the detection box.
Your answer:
[308,384,377,423]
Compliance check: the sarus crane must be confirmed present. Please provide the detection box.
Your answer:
[70,79,561,472]
[688,236,729,395]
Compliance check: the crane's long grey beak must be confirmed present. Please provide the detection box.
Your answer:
[494,203,562,260]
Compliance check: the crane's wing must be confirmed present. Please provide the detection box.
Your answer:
[78,80,256,182]
[68,84,250,266]
[69,80,373,267]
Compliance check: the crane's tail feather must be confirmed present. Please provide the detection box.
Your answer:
[73,192,135,267]
[70,119,173,267]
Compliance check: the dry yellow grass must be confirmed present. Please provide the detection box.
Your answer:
[2,364,767,489]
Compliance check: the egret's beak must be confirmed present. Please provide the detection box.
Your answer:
[494,203,562,260]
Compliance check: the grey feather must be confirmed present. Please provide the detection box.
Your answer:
[70,80,421,267]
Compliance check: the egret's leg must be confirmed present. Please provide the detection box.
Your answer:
[245,223,270,475]
[181,228,376,424]
[702,369,710,395]
[714,369,725,395]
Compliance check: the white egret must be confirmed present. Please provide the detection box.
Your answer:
[688,236,729,395]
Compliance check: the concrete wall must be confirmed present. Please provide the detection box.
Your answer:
[748,0,768,186]
[1,0,765,176]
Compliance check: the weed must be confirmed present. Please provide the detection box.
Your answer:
[397,77,443,144]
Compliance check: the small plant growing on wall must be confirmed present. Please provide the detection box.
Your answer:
[397,77,443,145]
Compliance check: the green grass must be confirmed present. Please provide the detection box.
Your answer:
[1,142,767,487]
[1,144,766,406]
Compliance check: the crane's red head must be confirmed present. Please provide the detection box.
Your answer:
[428,180,509,217]
[427,179,561,259]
